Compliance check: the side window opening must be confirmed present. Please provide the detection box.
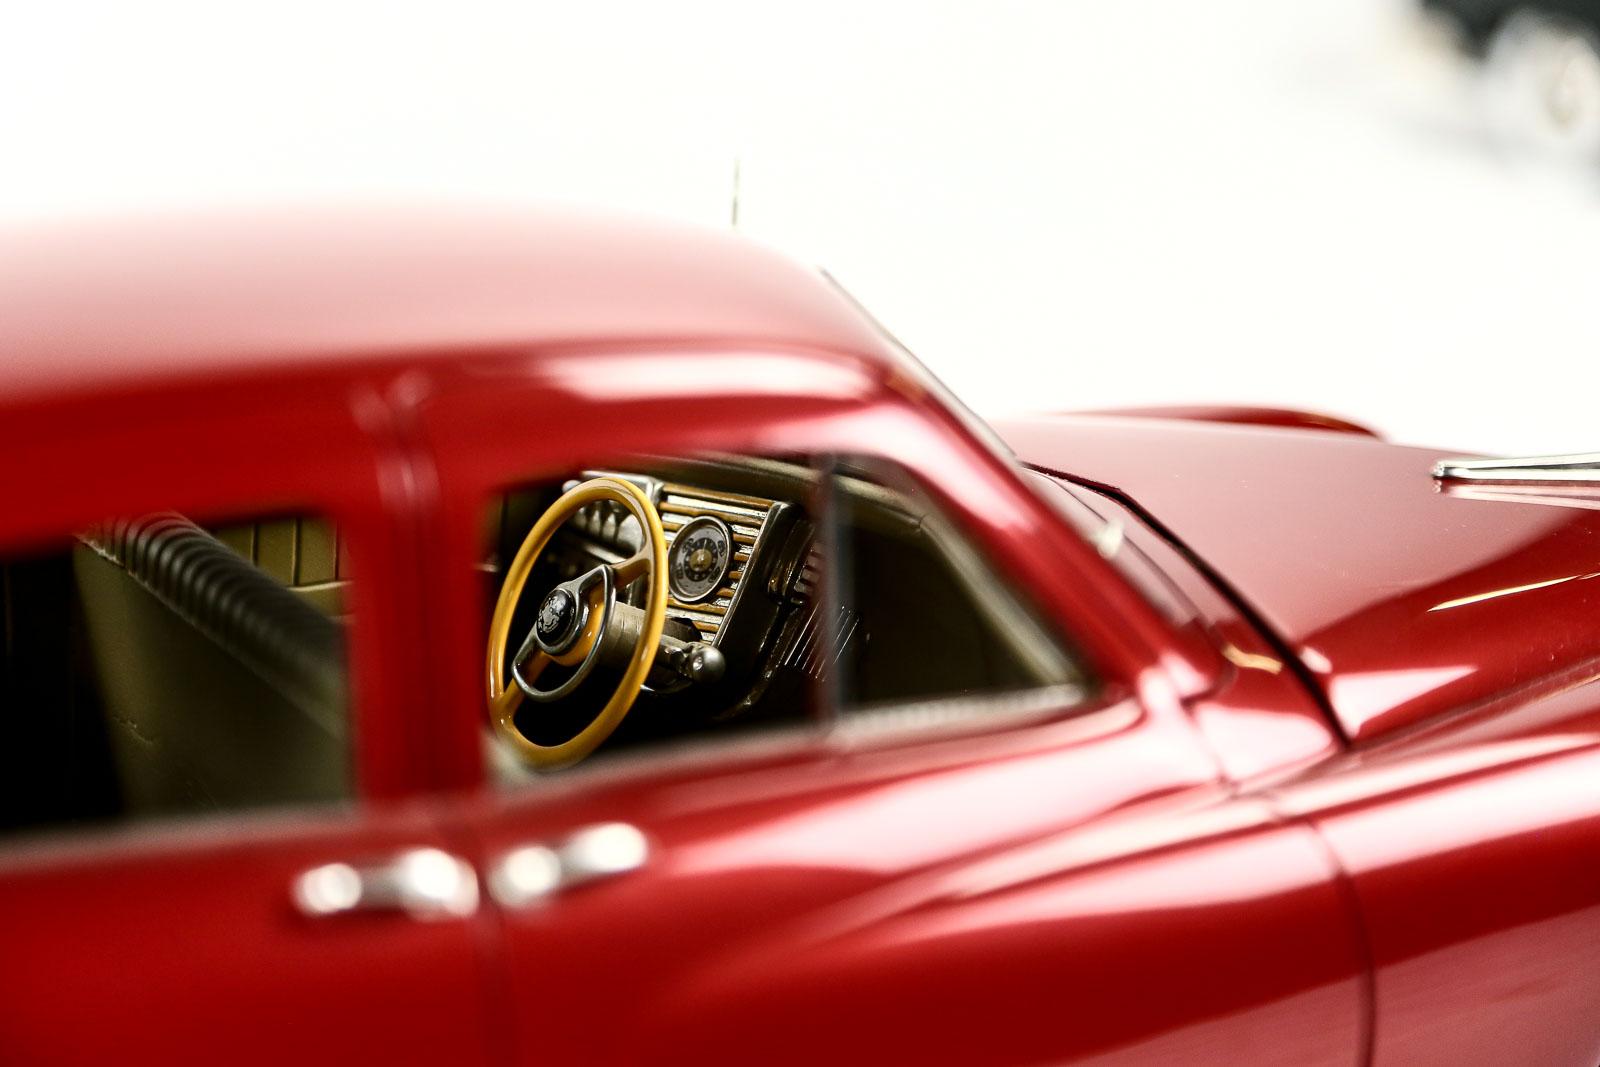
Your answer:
[1,510,353,839]
[482,454,829,782]
[479,449,1090,782]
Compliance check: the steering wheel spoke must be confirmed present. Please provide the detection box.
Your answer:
[613,547,653,587]
[490,675,525,725]
[510,645,551,698]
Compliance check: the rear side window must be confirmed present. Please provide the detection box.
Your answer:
[0,510,352,838]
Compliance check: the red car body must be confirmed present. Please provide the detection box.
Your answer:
[1,207,1594,1065]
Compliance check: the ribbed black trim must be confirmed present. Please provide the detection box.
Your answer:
[81,514,345,735]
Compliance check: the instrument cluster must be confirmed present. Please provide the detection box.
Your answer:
[667,516,733,603]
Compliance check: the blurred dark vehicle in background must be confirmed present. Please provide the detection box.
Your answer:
[1427,0,1600,158]
[1425,0,1599,46]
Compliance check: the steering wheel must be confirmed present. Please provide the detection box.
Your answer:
[486,477,669,769]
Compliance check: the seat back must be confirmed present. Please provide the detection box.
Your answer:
[73,515,347,816]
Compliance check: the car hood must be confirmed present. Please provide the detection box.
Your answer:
[996,414,1600,743]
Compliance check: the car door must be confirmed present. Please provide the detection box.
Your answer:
[0,376,496,1065]
[408,345,1365,1065]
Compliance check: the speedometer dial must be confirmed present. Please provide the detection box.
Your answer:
[668,517,732,602]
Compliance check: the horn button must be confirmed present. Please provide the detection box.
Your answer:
[534,587,581,653]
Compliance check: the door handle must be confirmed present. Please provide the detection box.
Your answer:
[293,847,480,920]
[488,822,649,907]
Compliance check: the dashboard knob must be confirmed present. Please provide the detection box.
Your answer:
[684,643,725,683]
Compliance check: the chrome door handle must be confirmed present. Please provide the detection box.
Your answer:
[488,822,649,907]
[293,847,480,920]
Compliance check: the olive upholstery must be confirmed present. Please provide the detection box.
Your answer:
[210,517,348,617]
[71,516,348,817]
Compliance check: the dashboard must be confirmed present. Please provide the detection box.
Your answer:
[538,465,832,726]
[561,472,798,647]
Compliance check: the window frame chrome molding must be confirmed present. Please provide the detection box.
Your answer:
[1433,452,1600,485]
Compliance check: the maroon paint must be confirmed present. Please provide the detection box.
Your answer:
[0,209,1595,1065]
[1076,405,1381,437]
[998,413,1600,744]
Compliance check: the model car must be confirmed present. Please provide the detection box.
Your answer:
[2,206,1597,1065]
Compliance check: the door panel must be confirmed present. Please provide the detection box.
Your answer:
[0,810,493,1064]
[635,801,1363,1066]
[453,700,1363,1065]
[408,357,1362,1063]
[0,376,491,1065]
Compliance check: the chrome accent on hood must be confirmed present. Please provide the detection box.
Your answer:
[1432,452,1600,485]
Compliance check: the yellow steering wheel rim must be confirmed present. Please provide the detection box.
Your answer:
[486,477,668,769]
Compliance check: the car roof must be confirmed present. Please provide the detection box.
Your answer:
[0,204,897,403]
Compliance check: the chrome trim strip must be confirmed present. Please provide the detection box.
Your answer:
[1433,452,1600,485]
[833,683,1089,743]
[576,470,780,647]
[660,495,769,522]
[662,604,732,628]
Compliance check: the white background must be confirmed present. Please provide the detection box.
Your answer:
[3,1,1595,454]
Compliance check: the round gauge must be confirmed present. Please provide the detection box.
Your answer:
[668,517,733,603]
